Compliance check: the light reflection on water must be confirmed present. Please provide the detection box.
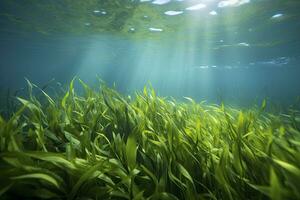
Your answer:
[0,0,299,106]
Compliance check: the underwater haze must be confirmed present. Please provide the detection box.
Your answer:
[0,0,299,107]
[1,1,300,200]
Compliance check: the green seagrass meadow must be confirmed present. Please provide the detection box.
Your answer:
[0,78,300,200]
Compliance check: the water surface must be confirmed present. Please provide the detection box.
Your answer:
[0,0,299,107]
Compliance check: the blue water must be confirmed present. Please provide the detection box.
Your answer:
[0,0,300,108]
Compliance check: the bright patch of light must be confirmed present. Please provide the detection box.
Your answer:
[186,3,207,11]
[218,0,250,8]
[149,27,163,32]
[164,11,184,16]
[93,10,107,15]
[240,0,250,4]
[218,1,235,7]
[238,42,250,47]
[209,10,218,15]
[85,22,91,26]
[256,57,290,66]
[194,65,218,69]
[197,65,209,69]
[152,0,170,5]
[271,13,283,19]
[129,27,135,32]
[140,0,151,2]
